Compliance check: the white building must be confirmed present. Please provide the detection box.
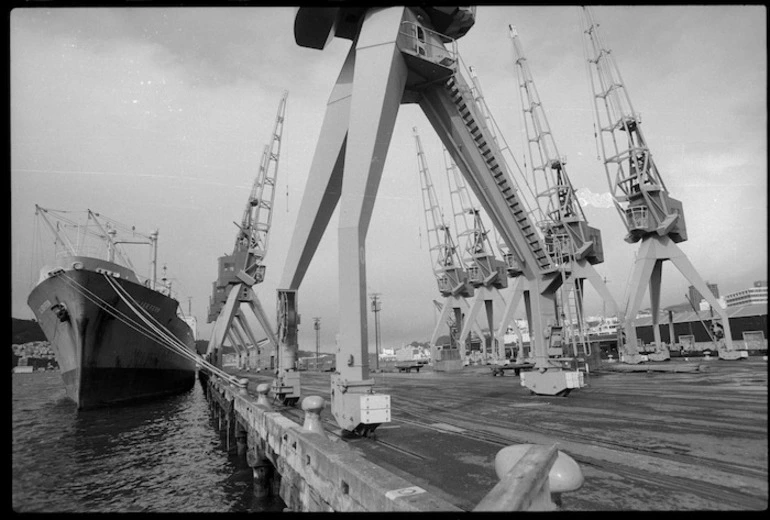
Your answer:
[724,282,768,308]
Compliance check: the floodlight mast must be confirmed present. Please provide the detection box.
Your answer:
[580,6,742,361]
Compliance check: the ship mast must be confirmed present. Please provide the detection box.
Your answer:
[34,205,77,256]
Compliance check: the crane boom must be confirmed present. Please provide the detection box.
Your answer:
[510,25,603,265]
[237,89,288,285]
[207,90,288,321]
[414,126,489,366]
[444,148,507,290]
[579,6,741,362]
[580,7,686,245]
[414,127,473,299]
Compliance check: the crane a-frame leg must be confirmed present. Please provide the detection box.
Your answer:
[557,260,619,359]
[458,286,506,363]
[272,44,355,406]
[495,277,526,363]
[431,295,486,371]
[331,7,407,434]
[622,235,743,363]
[208,282,281,373]
[278,7,409,433]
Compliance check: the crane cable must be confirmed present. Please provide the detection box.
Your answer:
[53,271,240,384]
[103,274,241,383]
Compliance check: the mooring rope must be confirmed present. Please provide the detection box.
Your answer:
[53,271,239,384]
[102,274,241,383]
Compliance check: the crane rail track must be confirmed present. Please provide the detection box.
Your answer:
[271,388,766,511]
[226,364,767,510]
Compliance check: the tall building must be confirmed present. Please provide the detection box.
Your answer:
[688,282,719,305]
[724,281,768,307]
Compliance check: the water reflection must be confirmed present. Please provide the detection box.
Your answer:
[12,372,285,512]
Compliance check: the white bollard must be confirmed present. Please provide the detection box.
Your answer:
[301,396,326,434]
[256,383,272,408]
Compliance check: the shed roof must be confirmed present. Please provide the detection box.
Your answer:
[635,303,767,326]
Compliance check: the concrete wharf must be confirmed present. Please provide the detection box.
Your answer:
[207,358,767,511]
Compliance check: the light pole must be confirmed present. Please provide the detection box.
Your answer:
[370,293,381,371]
[313,317,321,371]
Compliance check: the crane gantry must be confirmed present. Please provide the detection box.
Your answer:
[414,127,486,370]
[280,6,587,435]
[206,91,300,402]
[509,25,618,364]
[579,6,745,362]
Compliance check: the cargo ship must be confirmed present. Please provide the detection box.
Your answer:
[26,206,197,409]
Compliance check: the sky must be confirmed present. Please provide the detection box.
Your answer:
[11,6,767,355]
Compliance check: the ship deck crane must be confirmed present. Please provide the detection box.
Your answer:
[206,91,297,401]
[509,25,618,366]
[280,6,586,435]
[580,6,744,362]
[414,127,486,370]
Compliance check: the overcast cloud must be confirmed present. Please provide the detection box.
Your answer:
[11,6,767,353]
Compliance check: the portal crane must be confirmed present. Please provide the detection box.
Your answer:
[414,127,486,370]
[463,66,532,363]
[580,7,744,361]
[206,91,297,399]
[279,7,586,435]
[509,25,618,364]
[444,147,511,364]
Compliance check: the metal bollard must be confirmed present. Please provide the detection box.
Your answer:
[256,383,272,409]
[491,444,584,510]
[234,377,250,396]
[301,396,325,434]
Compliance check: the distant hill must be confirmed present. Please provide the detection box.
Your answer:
[12,318,46,344]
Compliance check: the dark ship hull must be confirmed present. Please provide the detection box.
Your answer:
[27,256,197,409]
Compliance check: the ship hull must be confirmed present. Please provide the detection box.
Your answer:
[27,257,197,409]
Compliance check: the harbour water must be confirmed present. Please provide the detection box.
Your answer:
[12,370,285,513]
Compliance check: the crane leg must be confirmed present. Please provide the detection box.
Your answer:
[331,6,408,434]
[235,312,260,370]
[458,295,483,349]
[495,278,524,361]
[207,285,244,365]
[429,297,454,360]
[519,278,584,396]
[646,260,671,361]
[230,318,249,369]
[278,45,355,291]
[621,239,658,364]
[271,39,356,405]
[667,240,743,358]
[575,260,619,317]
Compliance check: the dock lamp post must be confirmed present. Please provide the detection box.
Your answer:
[370,294,381,371]
[313,317,321,371]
